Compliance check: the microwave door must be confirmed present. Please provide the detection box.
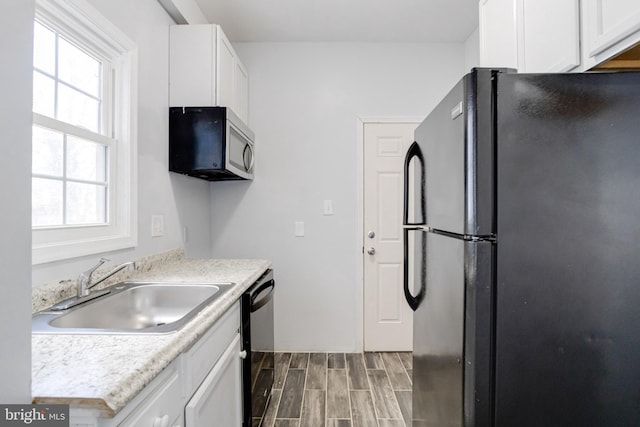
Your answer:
[226,121,254,180]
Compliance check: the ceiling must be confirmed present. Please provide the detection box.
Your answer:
[193,0,479,43]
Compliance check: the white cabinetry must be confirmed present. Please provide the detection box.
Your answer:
[69,302,243,427]
[233,61,249,123]
[479,0,640,72]
[583,0,640,66]
[216,28,235,110]
[119,362,183,427]
[170,25,249,124]
[181,300,241,397]
[479,0,580,72]
[519,0,580,72]
[185,335,243,426]
[182,302,242,427]
[479,0,519,69]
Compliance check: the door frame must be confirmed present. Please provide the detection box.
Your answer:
[355,116,423,352]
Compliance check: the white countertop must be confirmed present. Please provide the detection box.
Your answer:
[31,257,271,417]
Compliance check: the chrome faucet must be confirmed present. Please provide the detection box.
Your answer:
[76,258,135,298]
[52,259,136,311]
[77,257,109,297]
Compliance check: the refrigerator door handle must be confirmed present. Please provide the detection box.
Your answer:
[403,141,426,226]
[403,227,426,311]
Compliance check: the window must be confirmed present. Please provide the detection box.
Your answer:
[32,0,137,264]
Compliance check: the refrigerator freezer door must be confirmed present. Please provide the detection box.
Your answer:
[412,231,494,427]
[495,72,640,426]
[415,69,495,237]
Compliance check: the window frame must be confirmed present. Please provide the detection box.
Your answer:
[32,0,138,265]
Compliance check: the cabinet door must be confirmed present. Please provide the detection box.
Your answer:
[479,0,519,69]
[185,334,242,427]
[119,364,182,427]
[520,0,580,72]
[585,0,640,57]
[169,24,215,107]
[216,26,235,109]
[234,60,249,124]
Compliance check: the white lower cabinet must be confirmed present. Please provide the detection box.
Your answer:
[119,363,183,427]
[185,335,242,426]
[69,302,242,427]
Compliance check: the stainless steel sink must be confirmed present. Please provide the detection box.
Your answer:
[32,282,235,334]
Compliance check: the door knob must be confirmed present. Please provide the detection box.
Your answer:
[367,230,375,239]
[367,247,376,255]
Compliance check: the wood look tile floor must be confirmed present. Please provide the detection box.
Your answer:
[257,352,412,427]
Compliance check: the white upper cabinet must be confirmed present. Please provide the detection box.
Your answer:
[519,0,581,72]
[215,26,235,109]
[479,0,519,69]
[583,0,640,66]
[480,0,640,72]
[479,0,580,72]
[233,61,249,124]
[170,25,215,106]
[170,24,250,124]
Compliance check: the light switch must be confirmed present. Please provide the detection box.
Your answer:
[151,215,164,237]
[295,221,305,237]
[323,200,333,216]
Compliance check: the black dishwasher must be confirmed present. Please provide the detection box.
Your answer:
[241,269,275,427]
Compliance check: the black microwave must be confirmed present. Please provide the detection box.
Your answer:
[169,107,255,181]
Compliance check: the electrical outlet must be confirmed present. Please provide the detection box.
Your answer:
[151,215,164,237]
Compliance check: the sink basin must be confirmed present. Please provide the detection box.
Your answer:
[32,282,235,334]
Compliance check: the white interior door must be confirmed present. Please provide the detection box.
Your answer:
[363,122,418,351]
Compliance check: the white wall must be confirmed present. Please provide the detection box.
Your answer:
[210,43,466,351]
[465,28,481,72]
[0,0,34,403]
[2,0,212,402]
[32,0,212,286]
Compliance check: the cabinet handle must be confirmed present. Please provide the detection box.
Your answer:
[153,414,169,427]
[239,350,247,359]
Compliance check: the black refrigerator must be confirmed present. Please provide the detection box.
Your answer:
[402,68,640,427]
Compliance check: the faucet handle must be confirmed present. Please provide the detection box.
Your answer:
[79,257,110,282]
[89,257,110,272]
[77,257,110,297]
